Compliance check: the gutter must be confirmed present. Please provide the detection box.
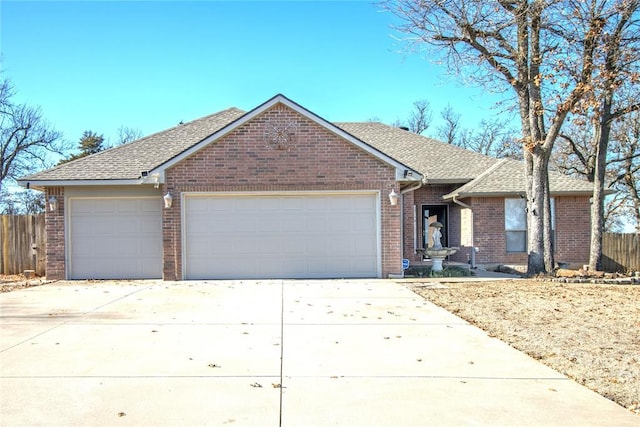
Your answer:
[451,194,477,268]
[401,180,423,195]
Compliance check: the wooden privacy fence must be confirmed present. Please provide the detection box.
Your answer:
[602,232,640,273]
[0,214,46,276]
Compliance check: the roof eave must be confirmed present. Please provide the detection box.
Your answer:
[16,178,150,191]
[443,189,602,200]
[424,178,472,185]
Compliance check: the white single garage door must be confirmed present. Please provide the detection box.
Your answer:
[184,192,379,279]
[69,198,162,279]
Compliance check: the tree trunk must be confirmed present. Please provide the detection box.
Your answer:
[589,111,612,271]
[527,152,547,275]
[543,168,555,272]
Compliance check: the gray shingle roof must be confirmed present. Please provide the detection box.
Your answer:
[19,102,593,196]
[442,158,593,198]
[335,122,499,182]
[20,107,245,182]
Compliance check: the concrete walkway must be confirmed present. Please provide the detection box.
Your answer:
[1,280,636,426]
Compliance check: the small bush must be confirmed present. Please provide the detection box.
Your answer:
[404,266,470,278]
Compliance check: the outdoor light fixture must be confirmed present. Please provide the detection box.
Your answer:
[163,192,173,209]
[388,189,399,206]
[48,196,58,212]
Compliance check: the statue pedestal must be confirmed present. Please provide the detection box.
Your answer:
[431,256,445,272]
[424,248,458,272]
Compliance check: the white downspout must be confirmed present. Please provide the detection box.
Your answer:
[452,195,476,268]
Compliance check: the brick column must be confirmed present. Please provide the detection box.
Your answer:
[45,187,65,279]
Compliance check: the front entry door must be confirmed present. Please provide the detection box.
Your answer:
[423,205,448,252]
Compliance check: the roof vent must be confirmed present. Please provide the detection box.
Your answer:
[399,126,410,131]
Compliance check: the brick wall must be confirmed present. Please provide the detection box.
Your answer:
[44,187,65,279]
[468,196,591,266]
[471,197,521,264]
[554,196,591,264]
[163,103,400,279]
[401,192,591,267]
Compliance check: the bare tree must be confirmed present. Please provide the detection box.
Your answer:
[459,118,522,159]
[554,113,639,232]
[392,100,433,134]
[0,187,45,214]
[554,123,596,180]
[117,126,143,145]
[399,99,522,158]
[608,109,640,232]
[553,1,640,268]
[407,99,432,134]
[382,0,627,274]
[584,2,640,269]
[436,104,461,144]
[0,77,64,191]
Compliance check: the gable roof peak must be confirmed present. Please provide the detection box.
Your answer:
[152,94,421,181]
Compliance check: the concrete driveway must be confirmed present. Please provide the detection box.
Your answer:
[1,280,636,426]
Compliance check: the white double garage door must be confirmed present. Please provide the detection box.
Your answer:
[68,192,380,280]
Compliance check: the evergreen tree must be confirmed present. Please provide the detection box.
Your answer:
[58,131,105,165]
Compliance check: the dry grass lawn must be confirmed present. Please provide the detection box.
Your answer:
[412,280,640,416]
[0,274,47,293]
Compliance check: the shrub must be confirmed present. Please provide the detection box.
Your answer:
[404,266,470,278]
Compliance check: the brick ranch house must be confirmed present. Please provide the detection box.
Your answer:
[18,94,593,280]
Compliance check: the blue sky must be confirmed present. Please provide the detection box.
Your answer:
[1,0,506,152]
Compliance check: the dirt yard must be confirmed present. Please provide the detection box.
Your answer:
[1,274,48,292]
[412,280,640,416]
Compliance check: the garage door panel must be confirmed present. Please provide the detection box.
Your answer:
[117,239,143,257]
[140,199,161,212]
[184,193,379,279]
[91,199,118,214]
[71,218,94,235]
[306,216,329,233]
[354,236,377,252]
[142,243,162,257]
[186,197,214,212]
[188,215,227,233]
[116,200,141,213]
[90,218,118,234]
[69,198,162,279]
[118,220,143,233]
[141,219,162,233]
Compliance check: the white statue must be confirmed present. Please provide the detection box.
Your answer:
[430,222,443,250]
